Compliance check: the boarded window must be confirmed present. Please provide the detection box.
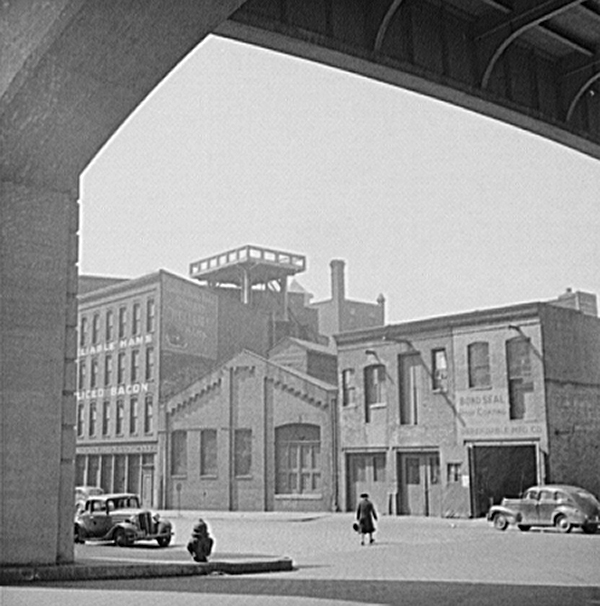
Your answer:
[234,429,252,477]
[200,429,218,476]
[171,430,187,476]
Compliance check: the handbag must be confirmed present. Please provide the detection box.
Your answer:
[352,522,360,533]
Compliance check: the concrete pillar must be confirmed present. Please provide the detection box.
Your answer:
[0,179,79,565]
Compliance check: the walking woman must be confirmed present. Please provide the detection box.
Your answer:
[356,493,378,545]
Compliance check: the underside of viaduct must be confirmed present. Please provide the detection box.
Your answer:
[1,0,599,565]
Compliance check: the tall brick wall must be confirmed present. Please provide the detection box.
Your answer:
[541,305,600,497]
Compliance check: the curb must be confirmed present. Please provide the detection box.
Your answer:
[0,557,294,585]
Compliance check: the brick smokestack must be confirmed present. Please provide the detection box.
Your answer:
[330,259,345,333]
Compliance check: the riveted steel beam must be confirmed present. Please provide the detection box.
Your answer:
[477,0,586,88]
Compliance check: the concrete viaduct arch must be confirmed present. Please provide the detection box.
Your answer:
[1,1,599,565]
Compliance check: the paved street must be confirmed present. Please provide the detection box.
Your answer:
[3,511,600,605]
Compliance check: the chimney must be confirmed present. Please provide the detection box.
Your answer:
[330,259,345,334]
[330,259,345,303]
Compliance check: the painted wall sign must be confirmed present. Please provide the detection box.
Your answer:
[162,282,218,358]
[78,334,153,357]
[77,443,156,455]
[456,389,508,425]
[76,382,150,401]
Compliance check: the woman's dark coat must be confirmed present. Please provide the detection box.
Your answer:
[356,498,377,534]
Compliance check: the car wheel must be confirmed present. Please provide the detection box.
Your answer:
[582,523,598,535]
[554,515,572,534]
[517,525,531,532]
[157,536,171,548]
[114,528,131,547]
[493,513,509,531]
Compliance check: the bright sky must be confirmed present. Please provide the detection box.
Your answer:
[80,36,600,324]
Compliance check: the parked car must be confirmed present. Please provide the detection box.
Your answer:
[488,484,600,534]
[74,492,173,547]
[75,485,104,513]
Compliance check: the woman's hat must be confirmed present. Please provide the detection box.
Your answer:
[360,493,369,498]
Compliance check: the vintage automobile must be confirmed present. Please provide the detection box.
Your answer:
[488,484,600,534]
[74,492,173,547]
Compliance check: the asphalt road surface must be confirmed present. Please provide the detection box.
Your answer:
[4,511,600,606]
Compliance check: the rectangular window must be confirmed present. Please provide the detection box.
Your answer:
[200,429,218,476]
[118,306,127,339]
[104,355,113,386]
[102,400,110,436]
[468,341,491,388]
[146,298,156,333]
[399,353,421,425]
[432,348,448,392]
[105,309,114,342]
[88,401,97,437]
[129,396,138,435]
[78,359,87,391]
[116,399,124,435]
[373,454,386,482]
[234,429,252,477]
[131,349,140,382]
[90,357,99,389]
[144,395,153,434]
[145,347,155,381]
[92,313,100,345]
[77,402,85,437]
[276,440,321,494]
[447,463,462,483]
[80,316,88,347]
[132,302,141,336]
[364,364,386,422]
[341,368,356,406]
[171,430,187,476]
[117,352,126,384]
[506,337,534,420]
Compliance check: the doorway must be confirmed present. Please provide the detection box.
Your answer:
[469,443,537,517]
[346,452,387,512]
[397,452,441,516]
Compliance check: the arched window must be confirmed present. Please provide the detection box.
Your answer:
[275,424,321,495]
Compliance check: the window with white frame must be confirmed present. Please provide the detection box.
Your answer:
[431,348,448,392]
[364,364,386,422]
[275,424,321,495]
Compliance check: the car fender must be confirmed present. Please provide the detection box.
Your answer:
[487,505,521,524]
[552,506,585,525]
[157,520,173,536]
[106,521,137,541]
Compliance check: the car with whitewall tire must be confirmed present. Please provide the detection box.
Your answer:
[74,492,173,547]
[488,485,600,534]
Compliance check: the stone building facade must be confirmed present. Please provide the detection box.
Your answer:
[335,292,600,518]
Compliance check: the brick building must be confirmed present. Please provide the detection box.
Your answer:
[162,347,338,512]
[335,290,600,518]
[75,270,273,507]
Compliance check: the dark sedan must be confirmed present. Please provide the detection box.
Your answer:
[488,484,600,534]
